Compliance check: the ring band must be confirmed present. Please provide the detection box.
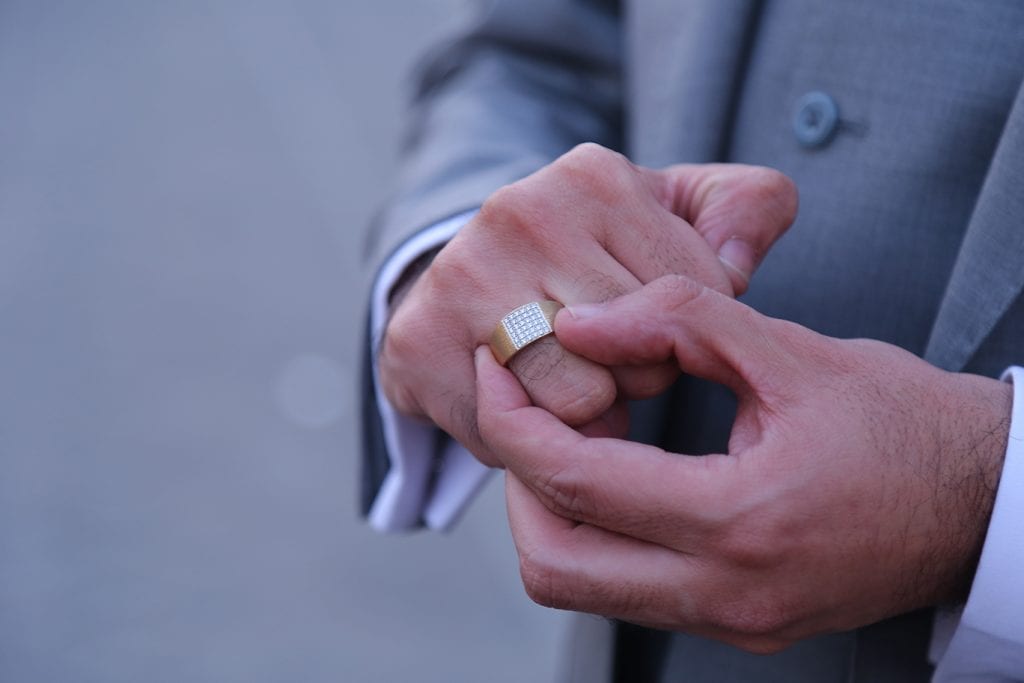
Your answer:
[489,301,563,366]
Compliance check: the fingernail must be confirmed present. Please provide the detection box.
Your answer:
[474,345,493,368]
[566,302,606,319]
[717,237,756,285]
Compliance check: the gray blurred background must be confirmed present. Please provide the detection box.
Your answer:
[0,2,568,681]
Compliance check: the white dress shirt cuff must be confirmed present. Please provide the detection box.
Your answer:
[367,210,492,533]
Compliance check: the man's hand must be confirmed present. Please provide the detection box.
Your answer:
[475,275,1013,653]
[379,144,797,464]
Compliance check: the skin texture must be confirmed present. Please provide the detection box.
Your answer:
[474,275,1013,654]
[379,143,797,465]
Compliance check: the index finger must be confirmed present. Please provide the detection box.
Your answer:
[475,346,735,550]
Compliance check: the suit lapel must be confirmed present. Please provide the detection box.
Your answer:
[925,81,1024,372]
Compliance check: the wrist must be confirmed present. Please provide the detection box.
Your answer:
[935,372,1013,603]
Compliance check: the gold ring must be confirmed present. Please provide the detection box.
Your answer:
[489,301,563,366]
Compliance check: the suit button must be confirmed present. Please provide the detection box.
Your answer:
[793,91,839,148]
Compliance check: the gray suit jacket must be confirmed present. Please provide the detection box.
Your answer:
[363,0,1024,679]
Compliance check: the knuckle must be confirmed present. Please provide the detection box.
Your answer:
[381,309,419,361]
[478,182,528,225]
[556,143,635,194]
[697,523,797,640]
[536,461,592,520]
[731,600,790,638]
[739,317,810,397]
[564,141,616,167]
[378,334,424,414]
[424,248,495,315]
[652,274,707,312]
[715,526,782,571]
[377,319,442,418]
[714,497,793,560]
[478,180,559,247]
[377,272,475,422]
[379,372,420,416]
[707,592,792,640]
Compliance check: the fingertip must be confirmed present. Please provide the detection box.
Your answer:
[556,281,691,368]
[554,302,609,342]
[474,344,509,385]
[473,345,494,397]
[474,344,495,373]
[553,306,600,344]
[564,302,607,320]
[474,344,531,420]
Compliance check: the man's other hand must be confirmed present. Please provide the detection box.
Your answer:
[379,144,797,465]
[476,275,1012,652]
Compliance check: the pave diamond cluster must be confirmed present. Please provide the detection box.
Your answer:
[489,300,563,366]
[502,302,553,350]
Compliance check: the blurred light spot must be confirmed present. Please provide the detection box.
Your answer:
[276,353,348,428]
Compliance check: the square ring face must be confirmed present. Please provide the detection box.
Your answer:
[502,302,553,350]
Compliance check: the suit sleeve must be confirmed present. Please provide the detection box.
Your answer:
[362,0,623,268]
[360,0,624,528]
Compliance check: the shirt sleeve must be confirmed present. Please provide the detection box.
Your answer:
[932,365,1024,681]
[367,210,492,533]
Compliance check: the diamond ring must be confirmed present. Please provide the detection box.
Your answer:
[489,301,563,366]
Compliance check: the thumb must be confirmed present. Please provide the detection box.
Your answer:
[645,164,798,294]
[555,275,796,396]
